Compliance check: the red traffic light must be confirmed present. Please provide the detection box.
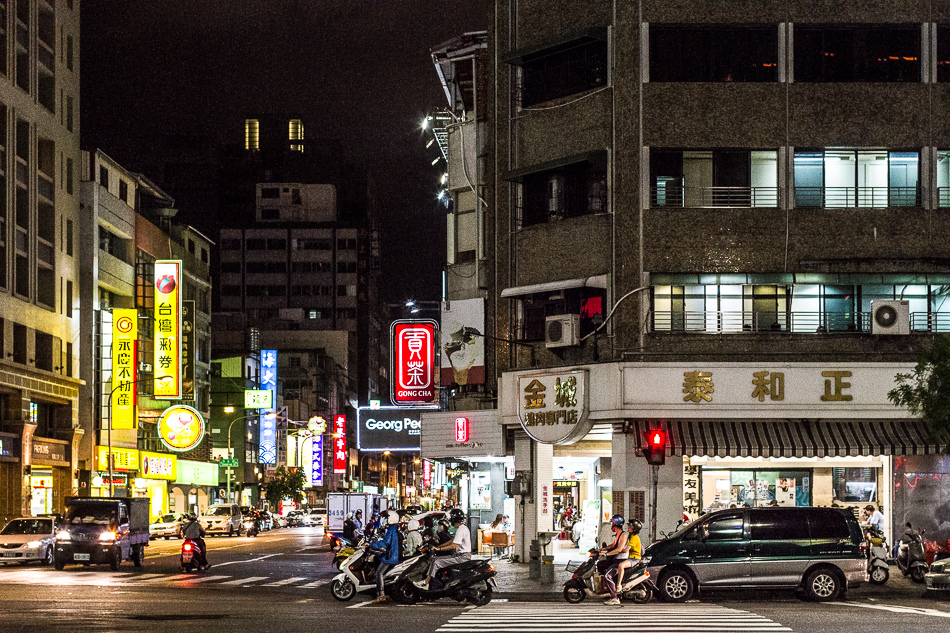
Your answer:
[650,430,666,448]
[644,428,667,466]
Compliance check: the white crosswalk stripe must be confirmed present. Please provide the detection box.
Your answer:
[0,569,332,589]
[436,603,793,632]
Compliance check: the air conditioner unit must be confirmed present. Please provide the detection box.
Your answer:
[545,314,580,348]
[871,300,910,335]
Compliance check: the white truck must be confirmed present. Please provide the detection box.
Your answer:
[326,493,389,532]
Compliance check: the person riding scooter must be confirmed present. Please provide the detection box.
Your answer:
[599,514,629,606]
[614,520,643,588]
[417,508,471,588]
[182,513,209,570]
[371,510,401,604]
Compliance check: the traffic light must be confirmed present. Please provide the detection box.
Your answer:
[644,428,667,466]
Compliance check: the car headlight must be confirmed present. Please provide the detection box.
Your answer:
[56,530,71,541]
[26,541,42,548]
[99,531,117,542]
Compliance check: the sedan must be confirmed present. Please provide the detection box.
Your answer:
[0,517,56,565]
[925,557,950,592]
[149,513,185,540]
[286,511,311,527]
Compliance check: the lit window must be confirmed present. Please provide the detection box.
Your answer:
[289,119,304,152]
[245,119,260,151]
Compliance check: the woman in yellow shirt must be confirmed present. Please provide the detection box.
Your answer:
[615,520,643,588]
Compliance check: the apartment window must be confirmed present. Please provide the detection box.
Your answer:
[652,284,787,332]
[187,238,195,254]
[519,37,608,107]
[221,285,241,296]
[246,261,286,274]
[0,103,6,289]
[335,308,356,320]
[99,165,110,190]
[99,226,124,257]
[517,288,605,341]
[65,341,72,377]
[246,238,266,250]
[245,119,259,150]
[293,238,332,250]
[267,238,286,250]
[520,155,607,227]
[0,1,7,78]
[307,309,329,320]
[794,149,919,208]
[221,238,242,250]
[66,34,73,71]
[201,248,208,263]
[261,208,279,220]
[220,261,241,274]
[291,261,331,273]
[336,261,356,273]
[260,186,279,199]
[651,149,778,208]
[65,280,72,317]
[15,0,27,92]
[66,218,73,255]
[119,179,128,203]
[650,26,778,82]
[66,156,73,194]
[289,118,304,152]
[14,118,29,298]
[337,238,356,250]
[12,322,26,364]
[795,26,921,82]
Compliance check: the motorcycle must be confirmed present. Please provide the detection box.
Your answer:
[244,516,260,538]
[332,536,363,570]
[179,539,205,573]
[866,527,889,585]
[387,547,497,606]
[563,549,655,603]
[330,542,422,601]
[896,522,929,583]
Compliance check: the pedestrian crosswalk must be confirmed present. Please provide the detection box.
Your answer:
[437,603,793,632]
[0,569,332,590]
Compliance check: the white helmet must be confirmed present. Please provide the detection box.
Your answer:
[386,510,399,525]
[407,519,420,531]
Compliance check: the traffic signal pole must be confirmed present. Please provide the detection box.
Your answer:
[651,464,659,542]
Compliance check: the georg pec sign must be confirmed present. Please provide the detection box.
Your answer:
[357,407,423,451]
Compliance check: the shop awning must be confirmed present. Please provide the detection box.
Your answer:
[621,419,941,458]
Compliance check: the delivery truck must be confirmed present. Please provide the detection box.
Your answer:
[54,497,150,571]
[326,493,388,532]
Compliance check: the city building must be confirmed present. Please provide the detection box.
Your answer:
[474,0,950,558]
[0,0,81,520]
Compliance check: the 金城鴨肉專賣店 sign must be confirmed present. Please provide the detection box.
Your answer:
[517,370,591,444]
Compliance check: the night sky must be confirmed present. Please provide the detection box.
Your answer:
[80,0,491,302]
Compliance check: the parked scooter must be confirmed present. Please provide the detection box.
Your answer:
[387,547,497,606]
[179,539,205,573]
[896,522,929,583]
[866,527,889,585]
[563,549,655,603]
[330,542,422,601]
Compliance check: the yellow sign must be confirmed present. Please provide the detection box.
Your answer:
[153,260,182,399]
[111,309,138,429]
[157,405,205,452]
[139,451,177,480]
[96,446,140,471]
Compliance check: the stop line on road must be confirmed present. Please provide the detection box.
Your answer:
[437,603,793,632]
[0,569,331,590]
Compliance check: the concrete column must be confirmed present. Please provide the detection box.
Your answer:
[612,428,681,548]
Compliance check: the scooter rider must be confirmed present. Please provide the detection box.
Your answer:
[614,520,643,588]
[599,514,629,606]
[371,510,401,604]
[182,513,209,570]
[417,508,471,588]
[405,519,423,557]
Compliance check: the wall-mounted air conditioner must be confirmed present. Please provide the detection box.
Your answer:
[545,314,580,348]
[871,300,910,335]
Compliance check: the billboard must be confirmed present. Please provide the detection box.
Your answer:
[333,414,347,474]
[181,300,196,400]
[357,407,423,451]
[157,405,205,452]
[440,298,485,386]
[390,319,438,406]
[111,309,137,430]
[260,350,277,464]
[311,436,323,487]
[153,260,182,399]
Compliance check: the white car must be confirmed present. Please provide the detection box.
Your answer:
[308,509,327,527]
[199,504,243,536]
[149,513,185,540]
[0,517,57,565]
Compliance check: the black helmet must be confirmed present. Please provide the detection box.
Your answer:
[449,508,466,524]
[610,514,625,529]
[628,520,643,535]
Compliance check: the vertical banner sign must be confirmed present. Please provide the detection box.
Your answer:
[390,319,438,406]
[111,309,138,430]
[311,435,323,486]
[333,414,347,474]
[153,260,182,399]
[181,300,196,401]
[423,459,432,488]
[260,350,277,464]
[455,417,470,443]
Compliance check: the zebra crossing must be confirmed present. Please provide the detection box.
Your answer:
[0,568,332,590]
[437,603,793,632]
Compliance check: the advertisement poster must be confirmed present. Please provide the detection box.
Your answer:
[469,471,491,510]
[578,499,601,551]
[440,298,485,386]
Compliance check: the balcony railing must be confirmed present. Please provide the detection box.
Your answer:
[794,186,920,208]
[651,186,779,208]
[651,311,950,333]
[938,187,950,208]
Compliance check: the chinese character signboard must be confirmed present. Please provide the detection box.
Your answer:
[423,459,432,488]
[140,451,177,480]
[244,389,273,409]
[333,414,347,474]
[517,370,592,444]
[455,417,469,443]
[391,320,438,406]
[260,350,278,464]
[181,300,196,401]
[682,458,700,522]
[153,260,182,399]
[157,405,205,452]
[311,436,323,486]
[111,309,137,430]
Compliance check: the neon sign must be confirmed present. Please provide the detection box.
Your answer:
[390,320,438,406]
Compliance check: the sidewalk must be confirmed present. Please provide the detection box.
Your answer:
[482,542,586,600]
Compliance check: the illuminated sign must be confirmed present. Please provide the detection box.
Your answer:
[111,309,138,430]
[260,350,277,464]
[455,417,470,443]
[153,260,182,399]
[182,300,196,400]
[333,414,347,474]
[96,446,139,471]
[390,320,438,406]
[311,436,323,486]
[517,370,592,445]
[244,389,273,409]
[423,459,432,488]
[357,407,422,451]
[140,451,177,480]
[157,405,206,452]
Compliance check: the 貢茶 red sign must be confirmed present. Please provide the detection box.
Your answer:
[391,320,438,405]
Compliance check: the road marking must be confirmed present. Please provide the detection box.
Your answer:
[829,602,950,618]
[297,579,330,588]
[119,573,165,582]
[214,554,281,566]
[138,574,194,583]
[178,574,232,583]
[346,601,373,609]
[262,576,309,586]
[218,575,270,585]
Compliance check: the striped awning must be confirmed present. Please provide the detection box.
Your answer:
[621,419,940,458]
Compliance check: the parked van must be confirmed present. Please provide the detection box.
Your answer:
[644,507,866,602]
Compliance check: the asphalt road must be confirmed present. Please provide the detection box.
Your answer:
[1,526,949,633]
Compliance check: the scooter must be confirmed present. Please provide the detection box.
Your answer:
[563,549,655,603]
[244,517,260,538]
[332,536,364,570]
[388,547,497,606]
[178,539,205,573]
[896,522,929,583]
[330,542,422,601]
[866,527,889,585]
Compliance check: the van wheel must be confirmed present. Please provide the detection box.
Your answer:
[132,545,145,568]
[109,547,121,571]
[804,568,841,601]
[658,569,694,602]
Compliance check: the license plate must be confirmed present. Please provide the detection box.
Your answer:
[73,553,91,561]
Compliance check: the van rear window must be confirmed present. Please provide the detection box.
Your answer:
[808,510,850,539]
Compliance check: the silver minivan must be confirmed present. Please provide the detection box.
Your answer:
[199,504,243,536]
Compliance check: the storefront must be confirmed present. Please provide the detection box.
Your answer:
[135,451,176,518]
[93,446,139,497]
[30,437,71,516]
[173,459,217,516]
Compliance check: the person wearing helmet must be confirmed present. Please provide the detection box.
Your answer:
[342,512,357,543]
[181,512,209,570]
[417,508,471,588]
[614,520,643,589]
[599,514,629,606]
[405,518,423,557]
[370,510,401,603]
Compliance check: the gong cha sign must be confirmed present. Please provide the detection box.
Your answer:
[390,319,438,406]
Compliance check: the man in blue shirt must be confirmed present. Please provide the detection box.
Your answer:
[372,511,401,603]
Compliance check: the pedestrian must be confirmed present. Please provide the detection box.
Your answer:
[353,509,363,535]
[342,512,357,543]
[489,514,506,556]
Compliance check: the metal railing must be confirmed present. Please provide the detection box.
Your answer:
[651,310,950,334]
[651,186,779,208]
[794,186,919,208]
[938,187,950,208]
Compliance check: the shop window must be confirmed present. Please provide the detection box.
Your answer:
[794,149,919,208]
[832,467,877,504]
[650,26,778,82]
[519,38,607,107]
[795,26,920,82]
[520,158,606,227]
[651,149,778,208]
[517,287,605,341]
